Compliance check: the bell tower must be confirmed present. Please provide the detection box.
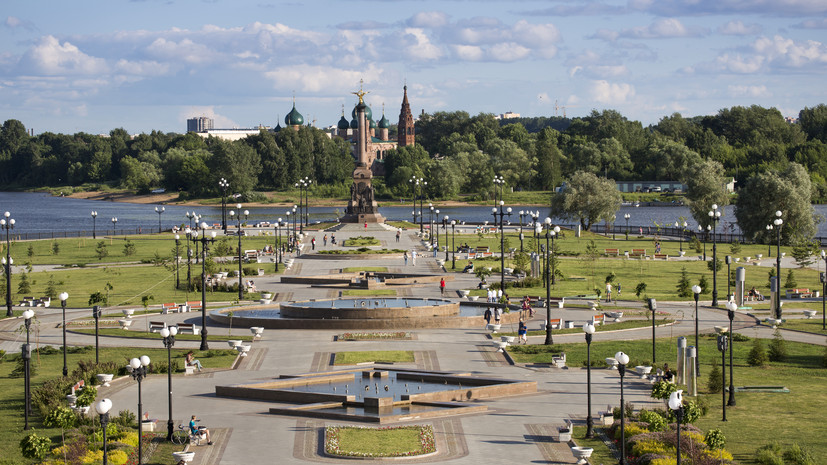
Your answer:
[397,85,415,147]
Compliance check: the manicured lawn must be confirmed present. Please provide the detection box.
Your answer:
[70,328,254,342]
[333,351,415,365]
[499,318,674,338]
[325,425,434,457]
[342,266,388,273]
[341,289,397,297]
[343,236,381,247]
[774,318,827,335]
[0,346,238,464]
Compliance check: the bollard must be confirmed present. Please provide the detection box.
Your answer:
[686,345,697,396]
[676,337,687,385]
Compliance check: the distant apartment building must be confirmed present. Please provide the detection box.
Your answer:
[497,111,520,120]
[187,116,214,133]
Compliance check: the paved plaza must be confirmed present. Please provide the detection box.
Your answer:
[2,223,824,464]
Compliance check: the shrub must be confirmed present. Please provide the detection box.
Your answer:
[43,406,78,429]
[784,269,797,288]
[32,377,75,416]
[631,438,672,456]
[782,443,816,465]
[698,275,709,294]
[75,386,97,407]
[704,428,726,450]
[676,267,692,297]
[730,332,750,342]
[707,359,722,393]
[651,380,679,400]
[614,422,647,440]
[635,282,647,297]
[20,431,52,460]
[108,450,129,465]
[111,410,136,429]
[638,410,667,431]
[755,442,784,465]
[768,329,787,362]
[747,338,768,367]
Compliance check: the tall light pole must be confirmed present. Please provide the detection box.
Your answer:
[91,211,98,239]
[434,208,440,249]
[2,212,15,317]
[450,220,457,269]
[110,217,118,238]
[518,210,525,253]
[773,210,783,319]
[160,326,178,441]
[538,219,558,345]
[174,235,180,289]
[218,178,229,233]
[492,201,512,294]
[675,221,682,251]
[692,285,702,376]
[725,255,732,302]
[95,399,113,465]
[822,250,827,331]
[443,215,449,262]
[193,225,216,350]
[493,175,505,206]
[718,334,728,421]
[60,292,69,377]
[615,351,630,465]
[766,224,773,257]
[155,206,165,233]
[583,323,595,438]
[428,204,435,247]
[726,301,737,406]
[624,213,630,240]
[708,204,721,306]
[229,205,248,301]
[409,176,425,233]
[129,355,150,465]
[22,308,34,430]
[185,228,192,289]
[92,305,101,363]
[292,205,298,244]
[668,391,684,465]
[275,218,282,272]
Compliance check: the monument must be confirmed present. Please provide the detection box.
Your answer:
[342,85,385,224]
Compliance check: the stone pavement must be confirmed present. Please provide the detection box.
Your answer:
[1,223,826,465]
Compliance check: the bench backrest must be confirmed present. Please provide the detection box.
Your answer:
[632,249,646,253]
[177,323,193,328]
[549,318,561,324]
[187,301,203,307]
[162,303,176,308]
[149,321,165,327]
[605,249,618,253]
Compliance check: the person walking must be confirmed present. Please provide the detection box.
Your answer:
[311,237,316,250]
[606,282,612,303]
[403,251,408,266]
[396,230,401,242]
[323,234,328,246]
[484,308,492,327]
[518,320,527,344]
[617,282,622,297]
[494,306,503,324]
[440,277,446,295]
[411,250,417,265]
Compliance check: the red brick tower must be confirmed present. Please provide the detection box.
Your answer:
[397,85,415,147]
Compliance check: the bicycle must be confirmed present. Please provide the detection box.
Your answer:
[171,424,200,445]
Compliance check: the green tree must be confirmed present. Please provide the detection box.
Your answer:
[707,359,722,393]
[799,104,827,142]
[791,240,817,268]
[698,275,709,294]
[44,275,58,299]
[682,158,730,229]
[768,329,787,362]
[19,431,51,460]
[51,241,60,255]
[551,170,622,231]
[747,338,768,366]
[18,272,32,294]
[123,239,136,257]
[95,241,109,260]
[676,267,692,297]
[210,140,262,196]
[784,269,797,288]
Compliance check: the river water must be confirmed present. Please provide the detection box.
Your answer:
[1,191,826,238]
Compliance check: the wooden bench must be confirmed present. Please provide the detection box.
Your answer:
[149,321,166,333]
[187,301,203,311]
[175,323,200,335]
[545,318,561,330]
[786,288,812,298]
[653,253,668,260]
[591,314,605,326]
[630,249,647,258]
[604,248,619,256]
[475,246,489,253]
[161,303,177,314]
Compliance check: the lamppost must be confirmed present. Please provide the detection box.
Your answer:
[624,213,630,240]
[93,305,102,363]
[22,308,34,430]
[773,210,783,319]
[443,215,449,262]
[717,334,728,421]
[725,256,732,302]
[493,175,505,206]
[292,205,298,244]
[187,212,200,264]
[275,218,282,272]
[615,351,630,465]
[304,178,311,227]
[491,201,512,293]
[296,177,311,231]
[111,217,118,237]
[193,225,216,350]
[160,326,178,441]
[218,178,229,233]
[726,301,737,406]
[409,176,425,233]
[675,221,682,251]
[95,398,113,465]
[91,211,98,239]
[285,211,291,251]
[450,220,457,269]
[518,210,525,253]
[708,204,721,306]
[822,250,827,331]
[538,219,559,345]
[155,206,165,233]
[229,205,248,301]
[584,323,595,438]
[185,228,192,288]
[428,204,434,247]
[129,355,150,465]
[60,292,69,376]
[766,224,773,257]
[649,298,657,365]
[612,214,616,240]
[434,208,440,249]
[668,391,684,465]
[531,211,540,255]
[692,284,702,376]
[174,235,180,289]
[2,211,15,317]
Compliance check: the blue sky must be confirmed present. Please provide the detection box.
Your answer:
[1,0,826,135]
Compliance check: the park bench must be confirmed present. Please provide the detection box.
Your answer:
[598,405,614,425]
[545,318,561,330]
[174,323,200,335]
[604,248,620,256]
[786,288,812,298]
[187,301,203,311]
[630,249,647,258]
[149,321,166,333]
[244,250,259,261]
[161,303,177,314]
[552,352,566,368]
[653,253,669,260]
[591,314,605,326]
[475,246,489,253]
[558,419,573,442]
[19,296,35,306]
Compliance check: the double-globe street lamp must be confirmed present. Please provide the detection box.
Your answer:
[218,178,229,232]
[624,213,630,240]
[450,220,457,269]
[409,176,425,233]
[726,301,737,406]
[615,351,631,465]
[538,219,560,345]
[229,205,249,301]
[773,211,783,319]
[708,204,721,306]
[160,326,178,441]
[443,215,450,262]
[583,323,596,438]
[717,333,728,421]
[692,284,702,376]
[491,201,512,294]
[192,226,216,350]
[518,210,525,253]
[174,235,180,289]
[155,206,165,234]
[492,175,505,206]
[675,220,687,251]
[274,218,283,272]
[22,308,34,430]
[91,211,98,239]
[2,211,15,316]
[60,292,69,376]
[129,355,150,465]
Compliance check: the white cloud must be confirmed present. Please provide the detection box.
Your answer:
[264,64,385,93]
[401,28,444,61]
[146,38,216,65]
[21,35,107,75]
[590,80,635,104]
[629,0,827,16]
[452,45,484,61]
[728,85,770,97]
[715,53,765,73]
[718,21,762,36]
[114,59,171,76]
[489,43,531,62]
[693,35,827,74]
[618,18,705,39]
[407,11,449,29]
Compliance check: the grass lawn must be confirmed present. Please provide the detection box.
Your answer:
[0,346,238,464]
[499,318,674,338]
[774,318,827,335]
[385,221,417,229]
[341,289,397,297]
[70,328,254,342]
[512,335,827,463]
[343,236,381,247]
[333,351,415,365]
[342,266,388,273]
[325,425,434,457]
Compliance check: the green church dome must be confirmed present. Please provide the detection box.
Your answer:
[285,103,304,126]
[337,115,350,130]
[378,114,390,128]
[351,104,372,122]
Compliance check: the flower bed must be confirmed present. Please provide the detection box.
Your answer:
[338,332,412,341]
[325,425,436,458]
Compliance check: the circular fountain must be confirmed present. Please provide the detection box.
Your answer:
[209,298,520,330]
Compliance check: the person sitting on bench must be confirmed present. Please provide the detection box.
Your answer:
[186,351,203,372]
[661,363,673,382]
[189,415,213,445]
[463,260,474,273]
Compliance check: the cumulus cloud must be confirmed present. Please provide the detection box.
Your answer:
[401,28,444,61]
[520,2,625,17]
[5,16,36,31]
[336,21,389,31]
[146,37,218,65]
[590,80,635,104]
[20,36,107,75]
[718,21,762,36]
[407,11,449,29]
[692,35,827,73]
[616,18,705,39]
[263,64,385,93]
